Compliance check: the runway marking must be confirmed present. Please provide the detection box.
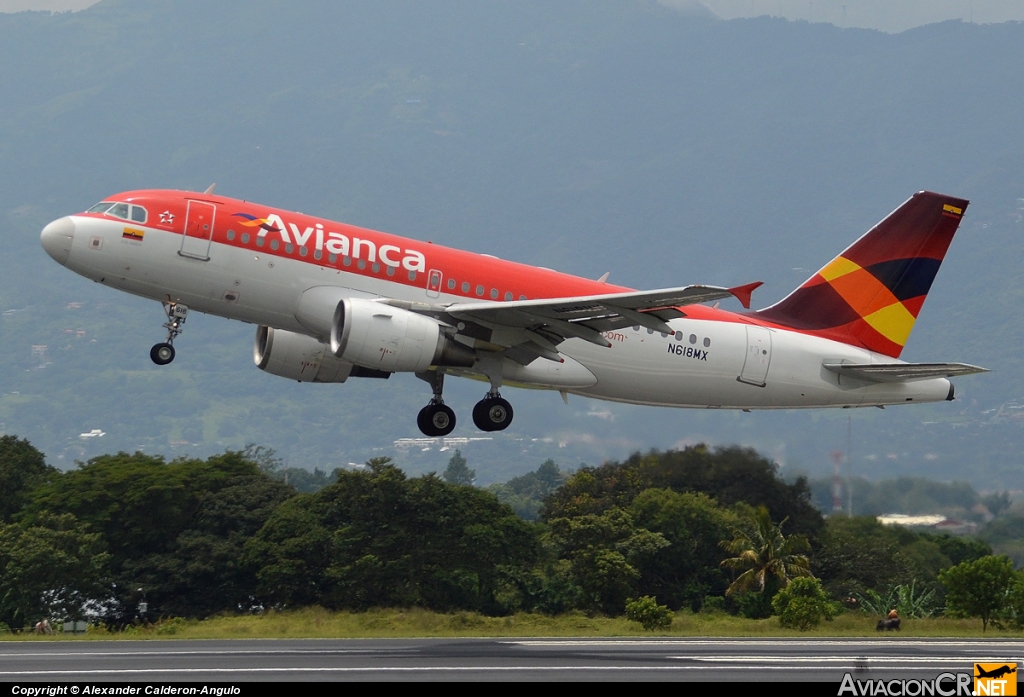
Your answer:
[509,640,1024,647]
[0,649,400,659]
[687,657,1017,663]
[0,666,955,676]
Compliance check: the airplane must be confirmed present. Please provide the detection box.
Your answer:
[40,188,987,436]
[975,665,1017,680]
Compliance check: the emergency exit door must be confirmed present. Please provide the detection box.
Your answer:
[738,325,772,387]
[179,200,216,260]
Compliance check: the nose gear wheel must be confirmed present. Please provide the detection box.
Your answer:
[150,343,175,365]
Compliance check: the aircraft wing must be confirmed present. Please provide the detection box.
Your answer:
[822,362,990,383]
[442,285,746,362]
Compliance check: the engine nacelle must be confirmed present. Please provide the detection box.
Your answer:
[254,325,354,383]
[330,298,475,372]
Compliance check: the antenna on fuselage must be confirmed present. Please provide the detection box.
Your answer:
[203,183,216,194]
[596,272,610,283]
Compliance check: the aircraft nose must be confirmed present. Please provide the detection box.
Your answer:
[40,216,75,266]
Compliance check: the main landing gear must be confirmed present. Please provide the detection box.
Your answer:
[414,371,515,437]
[150,302,188,366]
[472,391,514,432]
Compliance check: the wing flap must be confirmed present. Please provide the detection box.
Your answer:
[822,361,989,383]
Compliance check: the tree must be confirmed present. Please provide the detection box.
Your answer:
[815,516,918,600]
[0,514,109,631]
[442,450,475,486]
[545,507,669,614]
[939,555,1016,631]
[628,488,736,610]
[0,435,54,523]
[22,450,294,622]
[488,459,567,520]
[721,506,811,603]
[541,446,823,539]
[246,459,537,614]
[772,577,839,630]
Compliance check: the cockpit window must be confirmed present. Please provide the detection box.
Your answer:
[88,201,148,223]
[107,203,130,220]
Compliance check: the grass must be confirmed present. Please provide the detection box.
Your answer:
[4,608,1024,641]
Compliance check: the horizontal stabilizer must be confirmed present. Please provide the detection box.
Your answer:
[822,361,989,383]
[729,281,763,309]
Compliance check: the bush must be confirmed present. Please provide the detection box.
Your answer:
[735,591,775,619]
[857,581,939,619]
[700,595,727,614]
[625,596,673,631]
[772,577,840,630]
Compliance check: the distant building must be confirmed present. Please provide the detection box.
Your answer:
[877,513,978,535]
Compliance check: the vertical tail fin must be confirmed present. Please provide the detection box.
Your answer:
[755,191,969,358]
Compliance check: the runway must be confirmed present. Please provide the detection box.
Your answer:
[0,638,1020,682]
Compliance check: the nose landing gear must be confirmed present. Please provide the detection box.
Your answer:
[150,302,188,366]
[416,370,457,437]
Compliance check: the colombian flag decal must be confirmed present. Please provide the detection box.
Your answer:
[122,227,144,242]
[942,203,963,219]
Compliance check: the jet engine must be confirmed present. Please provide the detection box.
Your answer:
[254,325,354,383]
[330,298,475,372]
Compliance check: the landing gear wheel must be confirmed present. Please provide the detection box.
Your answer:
[417,404,456,437]
[150,342,176,365]
[472,396,514,432]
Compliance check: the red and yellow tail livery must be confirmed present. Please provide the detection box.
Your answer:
[756,191,968,358]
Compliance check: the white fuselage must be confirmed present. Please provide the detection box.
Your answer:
[47,213,953,409]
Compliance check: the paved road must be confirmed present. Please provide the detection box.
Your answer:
[0,638,1020,682]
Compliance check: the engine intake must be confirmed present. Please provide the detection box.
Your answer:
[331,298,475,373]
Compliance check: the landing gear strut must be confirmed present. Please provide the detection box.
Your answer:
[150,302,188,366]
[472,391,514,432]
[416,371,456,437]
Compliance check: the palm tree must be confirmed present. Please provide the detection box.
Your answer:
[720,506,812,597]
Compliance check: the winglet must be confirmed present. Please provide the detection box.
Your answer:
[728,281,763,309]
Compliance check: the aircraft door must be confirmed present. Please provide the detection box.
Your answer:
[426,269,443,298]
[738,325,772,387]
[179,200,216,260]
